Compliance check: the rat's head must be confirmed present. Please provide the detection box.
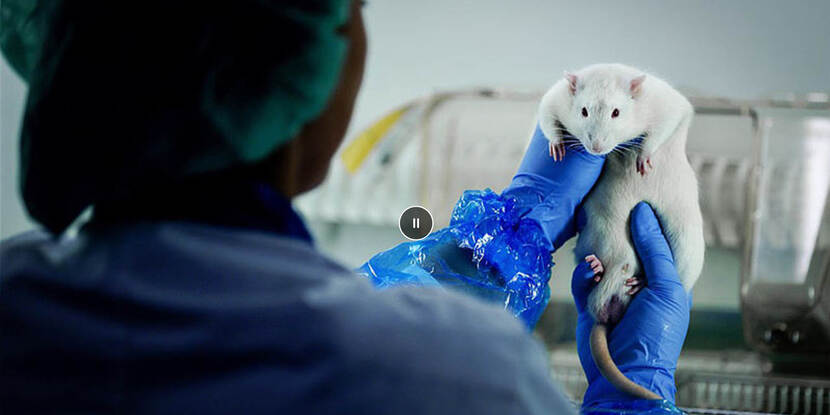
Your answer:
[560,71,646,155]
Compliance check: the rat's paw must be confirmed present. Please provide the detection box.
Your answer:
[585,254,604,282]
[549,140,566,161]
[625,275,645,295]
[636,154,653,176]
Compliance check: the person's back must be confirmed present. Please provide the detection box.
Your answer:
[0,1,581,413]
[1,220,572,414]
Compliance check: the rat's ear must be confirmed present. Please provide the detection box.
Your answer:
[630,75,646,98]
[564,71,578,95]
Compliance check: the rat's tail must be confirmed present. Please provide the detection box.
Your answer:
[589,324,662,400]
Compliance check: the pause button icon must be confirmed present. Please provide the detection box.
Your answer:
[399,206,433,241]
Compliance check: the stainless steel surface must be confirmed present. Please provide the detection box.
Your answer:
[741,106,830,359]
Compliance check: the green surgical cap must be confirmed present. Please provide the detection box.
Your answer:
[0,0,350,233]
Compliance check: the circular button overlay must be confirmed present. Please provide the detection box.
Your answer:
[399,206,433,240]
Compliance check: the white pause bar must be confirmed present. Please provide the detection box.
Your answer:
[413,217,420,229]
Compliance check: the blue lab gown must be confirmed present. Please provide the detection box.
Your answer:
[0,181,574,414]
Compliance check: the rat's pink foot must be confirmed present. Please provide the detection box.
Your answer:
[636,155,653,175]
[549,141,566,161]
[625,276,645,295]
[585,254,604,282]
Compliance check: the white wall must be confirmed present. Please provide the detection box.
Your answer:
[350,0,830,133]
[3,0,830,238]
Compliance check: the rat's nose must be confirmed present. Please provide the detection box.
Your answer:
[592,143,602,153]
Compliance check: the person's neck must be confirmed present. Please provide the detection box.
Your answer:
[88,169,312,242]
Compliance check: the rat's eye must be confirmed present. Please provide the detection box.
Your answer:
[611,108,620,118]
[581,107,588,117]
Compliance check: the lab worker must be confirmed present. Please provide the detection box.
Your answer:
[0,0,690,414]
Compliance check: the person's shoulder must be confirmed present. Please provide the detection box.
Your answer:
[316,286,573,413]
[1,229,52,256]
[324,286,536,376]
[1,230,63,281]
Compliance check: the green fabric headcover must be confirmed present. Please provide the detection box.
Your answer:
[0,0,349,233]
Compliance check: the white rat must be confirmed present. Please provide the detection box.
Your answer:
[538,63,705,400]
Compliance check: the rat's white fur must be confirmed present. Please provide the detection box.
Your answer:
[539,63,704,321]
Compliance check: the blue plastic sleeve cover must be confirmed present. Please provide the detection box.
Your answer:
[358,188,552,328]
[581,399,686,415]
[358,125,605,328]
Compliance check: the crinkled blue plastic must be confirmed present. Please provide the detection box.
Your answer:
[581,399,685,415]
[358,188,553,329]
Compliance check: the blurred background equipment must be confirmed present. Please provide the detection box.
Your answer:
[297,89,830,414]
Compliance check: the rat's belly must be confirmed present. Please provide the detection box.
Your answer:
[574,152,704,323]
[574,154,660,324]
[575,183,643,324]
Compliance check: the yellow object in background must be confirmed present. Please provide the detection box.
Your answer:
[341,104,412,173]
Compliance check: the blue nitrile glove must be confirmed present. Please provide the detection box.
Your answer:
[502,124,606,251]
[573,202,690,409]
[359,124,605,328]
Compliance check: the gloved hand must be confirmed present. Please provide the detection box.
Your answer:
[502,124,606,251]
[573,202,691,407]
[359,124,606,328]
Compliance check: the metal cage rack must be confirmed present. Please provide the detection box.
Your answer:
[551,355,830,414]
